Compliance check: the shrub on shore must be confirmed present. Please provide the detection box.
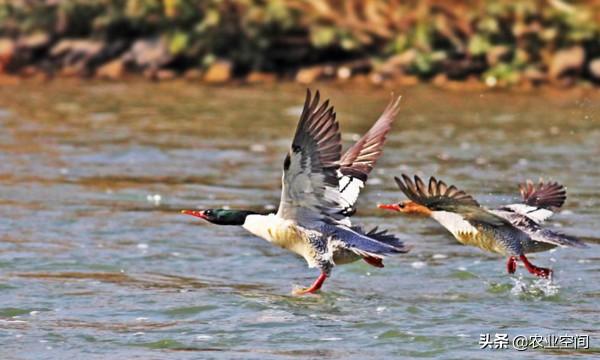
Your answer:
[1,0,599,87]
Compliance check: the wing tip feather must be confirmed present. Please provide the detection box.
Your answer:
[393,173,480,208]
[519,179,567,209]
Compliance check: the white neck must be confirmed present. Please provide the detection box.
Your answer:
[242,213,282,242]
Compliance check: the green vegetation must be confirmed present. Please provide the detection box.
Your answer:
[0,0,599,86]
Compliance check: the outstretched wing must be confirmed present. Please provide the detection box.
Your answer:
[277,89,344,221]
[520,180,566,209]
[337,95,402,216]
[394,174,507,227]
[394,174,480,210]
[498,180,567,224]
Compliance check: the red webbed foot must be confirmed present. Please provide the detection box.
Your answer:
[293,272,327,295]
[519,254,552,278]
[506,256,517,274]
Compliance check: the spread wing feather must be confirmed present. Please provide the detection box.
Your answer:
[336,95,401,217]
[394,174,480,209]
[520,180,566,209]
[394,174,508,227]
[277,89,344,221]
[498,180,568,224]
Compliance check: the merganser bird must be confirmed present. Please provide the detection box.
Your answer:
[378,175,586,278]
[182,90,408,294]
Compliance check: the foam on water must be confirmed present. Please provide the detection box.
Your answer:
[510,275,561,298]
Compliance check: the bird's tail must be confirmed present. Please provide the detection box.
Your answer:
[361,226,409,252]
[329,225,410,259]
[532,228,588,248]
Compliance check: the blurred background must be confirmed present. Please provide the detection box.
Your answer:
[0,1,599,359]
[1,0,600,87]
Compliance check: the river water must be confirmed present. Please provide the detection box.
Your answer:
[0,81,598,359]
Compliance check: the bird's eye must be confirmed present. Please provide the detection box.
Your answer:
[205,210,212,215]
[398,203,405,209]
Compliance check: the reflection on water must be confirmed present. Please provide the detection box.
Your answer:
[0,80,599,358]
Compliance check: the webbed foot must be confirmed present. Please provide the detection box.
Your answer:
[292,272,327,295]
[519,254,552,278]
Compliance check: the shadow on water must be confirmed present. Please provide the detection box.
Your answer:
[12,271,269,293]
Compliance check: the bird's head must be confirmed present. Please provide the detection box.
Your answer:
[378,200,432,217]
[181,209,255,225]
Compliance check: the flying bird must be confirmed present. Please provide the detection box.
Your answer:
[378,175,586,278]
[182,90,408,294]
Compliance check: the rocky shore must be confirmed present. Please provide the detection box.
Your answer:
[1,1,599,88]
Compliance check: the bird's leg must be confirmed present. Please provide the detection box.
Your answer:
[293,272,327,295]
[519,254,552,278]
[506,256,517,274]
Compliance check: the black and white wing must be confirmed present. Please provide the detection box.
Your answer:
[498,180,567,224]
[493,180,585,247]
[337,95,401,216]
[277,89,345,221]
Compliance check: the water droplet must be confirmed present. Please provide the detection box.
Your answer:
[146,194,161,206]
[322,337,342,341]
[285,106,304,117]
[518,158,528,166]
[411,261,427,269]
[475,157,487,165]
[437,152,450,160]
[369,177,383,185]
[249,144,266,153]
[196,335,213,341]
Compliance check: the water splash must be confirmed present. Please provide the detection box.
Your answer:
[510,274,560,299]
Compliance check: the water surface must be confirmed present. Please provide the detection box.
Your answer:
[0,81,598,359]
